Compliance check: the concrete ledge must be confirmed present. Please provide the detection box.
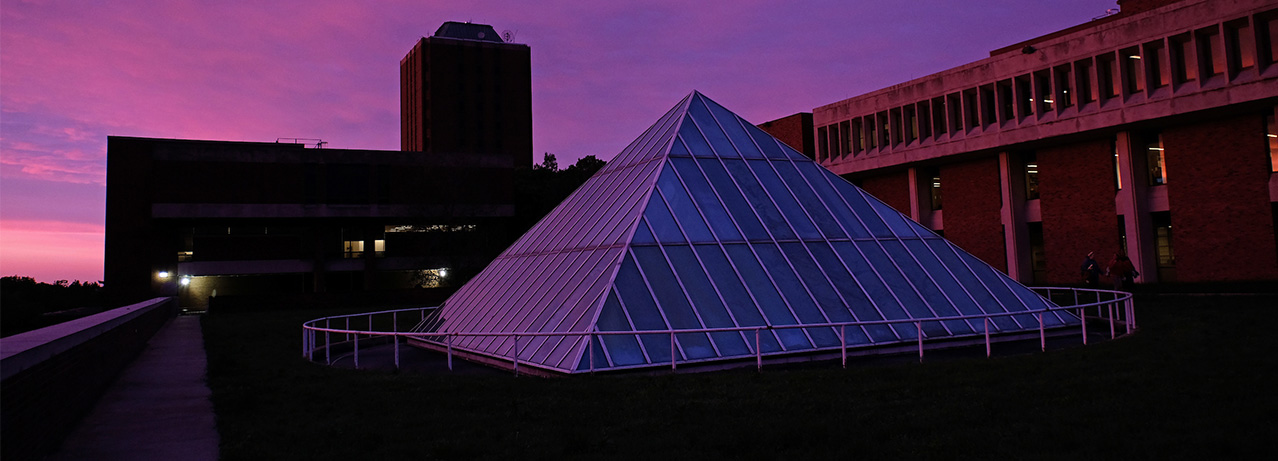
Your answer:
[0,297,177,460]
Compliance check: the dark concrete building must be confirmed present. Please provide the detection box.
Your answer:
[104,137,517,309]
[401,22,533,169]
[811,0,1278,285]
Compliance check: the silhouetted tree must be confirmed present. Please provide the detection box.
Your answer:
[512,154,608,237]
[1,276,107,337]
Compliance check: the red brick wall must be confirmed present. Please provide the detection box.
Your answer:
[1163,114,1278,282]
[1039,139,1121,284]
[757,113,814,159]
[858,171,911,216]
[940,158,1007,272]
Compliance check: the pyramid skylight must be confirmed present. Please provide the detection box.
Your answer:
[412,91,1073,374]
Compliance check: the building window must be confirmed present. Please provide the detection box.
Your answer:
[1024,152,1039,200]
[344,240,364,258]
[1260,11,1278,68]
[817,125,829,161]
[1197,26,1226,78]
[998,79,1015,121]
[865,116,877,150]
[928,170,942,211]
[1152,211,1176,281]
[916,101,932,139]
[1144,132,1167,186]
[931,97,947,137]
[878,111,891,147]
[962,89,979,131]
[890,107,904,145]
[1225,19,1256,75]
[850,119,864,154]
[1034,70,1054,113]
[979,84,996,126]
[1122,46,1145,95]
[1145,40,1170,89]
[1054,65,1074,109]
[1171,33,1198,85]
[1098,53,1120,100]
[946,93,963,133]
[903,106,917,143]
[839,120,851,156]
[1015,75,1034,118]
[1268,113,1277,173]
[1075,59,1096,105]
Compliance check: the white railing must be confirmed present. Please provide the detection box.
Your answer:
[301,287,1134,376]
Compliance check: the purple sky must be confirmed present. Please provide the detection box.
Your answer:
[0,0,1117,283]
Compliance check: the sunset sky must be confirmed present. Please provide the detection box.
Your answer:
[0,0,1117,283]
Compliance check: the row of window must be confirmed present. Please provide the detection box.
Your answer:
[816,9,1278,162]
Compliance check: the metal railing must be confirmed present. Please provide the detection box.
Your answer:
[302,287,1134,376]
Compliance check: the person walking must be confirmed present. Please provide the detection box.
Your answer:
[1107,254,1137,291]
[1081,251,1101,287]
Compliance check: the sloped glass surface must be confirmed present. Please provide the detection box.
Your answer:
[414,90,1071,374]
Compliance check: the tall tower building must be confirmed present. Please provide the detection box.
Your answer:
[401,22,532,168]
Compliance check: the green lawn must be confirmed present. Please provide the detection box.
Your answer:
[204,294,1278,459]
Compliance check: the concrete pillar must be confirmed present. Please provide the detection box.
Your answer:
[1114,131,1158,283]
[907,167,922,222]
[999,151,1031,282]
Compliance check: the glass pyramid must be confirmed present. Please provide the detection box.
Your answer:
[412,91,1074,374]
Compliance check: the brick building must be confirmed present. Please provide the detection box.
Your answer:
[811,0,1278,285]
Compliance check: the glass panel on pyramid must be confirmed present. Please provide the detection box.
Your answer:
[411,91,1075,374]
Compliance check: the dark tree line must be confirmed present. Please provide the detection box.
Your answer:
[512,153,607,234]
[1,276,108,337]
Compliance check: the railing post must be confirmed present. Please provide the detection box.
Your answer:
[1081,307,1088,345]
[447,333,453,371]
[984,317,991,357]
[755,329,762,372]
[393,334,400,370]
[345,317,350,342]
[670,331,676,371]
[589,333,595,375]
[353,334,360,369]
[916,321,923,363]
[325,331,331,365]
[1039,312,1045,352]
[840,325,847,369]
[1108,302,1116,339]
[1128,297,1136,331]
[513,334,520,377]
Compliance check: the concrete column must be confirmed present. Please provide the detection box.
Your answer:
[1114,131,1158,282]
[999,152,1031,282]
[907,167,922,222]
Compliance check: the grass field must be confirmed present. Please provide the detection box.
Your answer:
[204,294,1278,459]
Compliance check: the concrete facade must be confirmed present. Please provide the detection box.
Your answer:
[812,0,1278,285]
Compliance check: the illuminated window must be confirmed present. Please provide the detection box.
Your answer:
[1034,70,1054,113]
[1144,132,1167,186]
[1153,211,1176,269]
[1024,152,1040,200]
[177,251,193,262]
[927,169,942,211]
[1054,65,1074,109]
[344,240,364,258]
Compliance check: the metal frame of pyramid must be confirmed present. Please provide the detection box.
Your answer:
[410,91,1075,374]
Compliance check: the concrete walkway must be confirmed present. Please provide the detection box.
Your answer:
[51,315,219,461]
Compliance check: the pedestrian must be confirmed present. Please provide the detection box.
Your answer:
[1080,251,1101,287]
[1107,254,1137,291]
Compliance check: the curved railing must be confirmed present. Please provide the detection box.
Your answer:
[302,287,1134,375]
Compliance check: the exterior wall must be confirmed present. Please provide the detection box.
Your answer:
[1039,139,1121,284]
[857,171,911,216]
[104,137,518,308]
[941,158,1007,271]
[400,30,533,168]
[1164,114,1278,281]
[757,113,814,159]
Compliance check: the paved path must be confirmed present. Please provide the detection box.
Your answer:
[51,315,219,461]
